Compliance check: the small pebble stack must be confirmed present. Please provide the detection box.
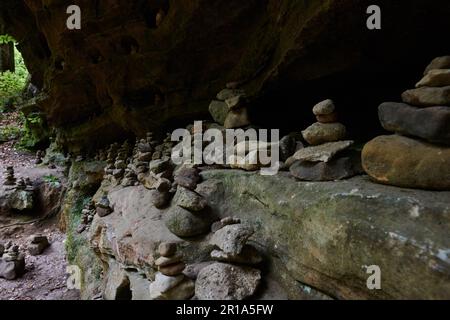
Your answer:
[287,100,362,181]
[149,242,195,300]
[78,200,96,233]
[0,242,25,280]
[3,166,16,186]
[95,195,113,217]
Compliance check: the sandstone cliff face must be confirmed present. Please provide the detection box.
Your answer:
[64,166,450,300]
[2,0,450,151]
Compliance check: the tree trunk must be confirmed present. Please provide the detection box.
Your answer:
[0,42,15,72]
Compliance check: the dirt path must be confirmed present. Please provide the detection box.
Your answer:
[1,110,80,300]
[0,221,80,300]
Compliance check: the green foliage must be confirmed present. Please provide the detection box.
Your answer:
[17,111,48,150]
[0,124,23,142]
[0,35,15,44]
[43,174,61,187]
[0,36,29,110]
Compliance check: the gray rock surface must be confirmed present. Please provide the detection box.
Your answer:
[173,186,207,212]
[165,206,212,238]
[378,102,450,145]
[293,140,354,162]
[210,224,254,255]
[402,86,450,106]
[290,153,363,181]
[195,262,261,300]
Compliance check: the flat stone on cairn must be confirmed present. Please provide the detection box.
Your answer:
[363,56,450,190]
[423,56,450,75]
[416,69,450,88]
[149,242,194,300]
[209,222,263,265]
[379,102,450,146]
[289,100,361,181]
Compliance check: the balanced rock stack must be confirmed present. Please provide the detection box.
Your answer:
[122,162,138,187]
[149,242,195,300]
[133,132,161,183]
[94,148,107,162]
[147,157,173,209]
[289,100,362,181]
[152,134,173,160]
[15,178,26,190]
[3,166,16,186]
[165,169,212,237]
[195,219,262,300]
[0,243,25,280]
[27,234,50,256]
[104,143,119,178]
[95,195,113,217]
[78,200,96,233]
[362,56,450,190]
[35,150,45,164]
[112,141,132,183]
[209,88,250,129]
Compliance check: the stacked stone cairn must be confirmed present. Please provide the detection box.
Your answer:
[209,87,250,129]
[94,148,108,161]
[149,242,195,300]
[164,165,214,237]
[3,166,16,186]
[27,234,50,256]
[148,157,173,209]
[133,132,159,183]
[112,141,132,183]
[195,219,262,300]
[15,178,26,190]
[0,242,25,280]
[95,195,113,217]
[35,150,45,164]
[104,143,119,178]
[288,99,362,181]
[208,86,301,171]
[78,200,96,233]
[362,56,450,190]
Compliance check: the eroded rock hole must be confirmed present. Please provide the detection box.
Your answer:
[115,277,132,300]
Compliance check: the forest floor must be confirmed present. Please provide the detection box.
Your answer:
[0,110,80,300]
